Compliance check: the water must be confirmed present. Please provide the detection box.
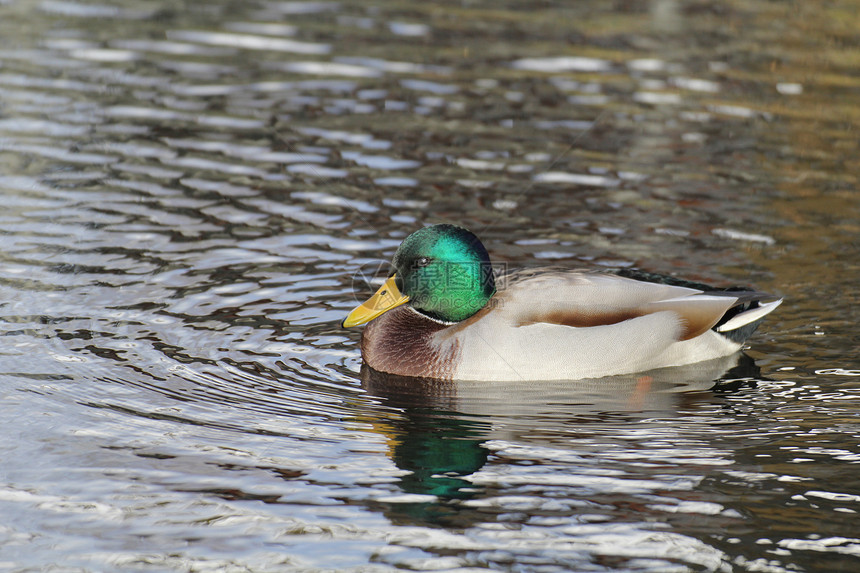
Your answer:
[1,0,859,571]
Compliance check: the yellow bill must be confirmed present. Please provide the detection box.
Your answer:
[342,275,409,327]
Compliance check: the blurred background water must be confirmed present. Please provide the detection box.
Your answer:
[1,0,859,571]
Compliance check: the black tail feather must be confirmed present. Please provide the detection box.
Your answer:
[610,268,780,343]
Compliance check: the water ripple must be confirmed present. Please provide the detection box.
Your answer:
[167,30,331,55]
[0,0,858,571]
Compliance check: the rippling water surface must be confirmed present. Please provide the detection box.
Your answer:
[1,1,859,571]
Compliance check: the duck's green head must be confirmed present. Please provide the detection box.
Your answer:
[343,224,496,327]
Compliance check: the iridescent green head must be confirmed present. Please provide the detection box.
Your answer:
[392,224,496,323]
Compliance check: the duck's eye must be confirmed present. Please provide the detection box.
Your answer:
[416,256,431,267]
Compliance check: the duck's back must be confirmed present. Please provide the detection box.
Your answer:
[432,271,778,381]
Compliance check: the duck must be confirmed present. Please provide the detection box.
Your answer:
[342,224,782,381]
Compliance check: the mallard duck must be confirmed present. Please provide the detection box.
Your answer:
[342,224,781,381]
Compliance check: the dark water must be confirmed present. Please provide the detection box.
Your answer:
[1,0,859,571]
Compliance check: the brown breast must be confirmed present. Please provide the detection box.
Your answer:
[361,306,460,379]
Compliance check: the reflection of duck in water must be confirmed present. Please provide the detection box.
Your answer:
[362,352,762,426]
[358,365,492,526]
[360,353,763,527]
[344,224,781,381]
